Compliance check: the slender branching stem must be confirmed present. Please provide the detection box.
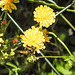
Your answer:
[29,1,75,13]
[1,11,4,18]
[60,14,75,31]
[48,32,73,56]
[37,55,67,59]
[55,2,75,16]
[47,0,75,31]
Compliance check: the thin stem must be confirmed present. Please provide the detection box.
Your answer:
[37,56,67,59]
[47,0,75,31]
[7,13,24,34]
[29,1,75,13]
[60,14,75,31]
[55,2,75,16]
[1,11,4,18]
[4,11,7,19]
[11,44,22,52]
[48,32,73,56]
[40,51,60,75]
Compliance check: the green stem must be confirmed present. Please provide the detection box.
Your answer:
[11,44,22,52]
[47,0,75,31]
[55,2,75,16]
[40,51,60,75]
[4,11,8,19]
[48,32,73,56]
[6,62,17,68]
[60,14,75,31]
[29,1,75,13]
[37,56,67,59]
[1,11,4,18]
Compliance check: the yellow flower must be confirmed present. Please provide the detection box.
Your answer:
[0,0,19,13]
[20,26,45,53]
[0,33,3,37]
[0,38,4,43]
[0,33,4,47]
[0,33,4,43]
[27,55,38,63]
[33,5,55,28]
[39,28,52,42]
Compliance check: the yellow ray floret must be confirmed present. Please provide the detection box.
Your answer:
[40,28,52,42]
[33,5,55,28]
[0,0,19,13]
[20,26,45,53]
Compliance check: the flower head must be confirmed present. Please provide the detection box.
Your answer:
[0,0,19,13]
[20,26,45,53]
[26,55,39,63]
[33,5,55,28]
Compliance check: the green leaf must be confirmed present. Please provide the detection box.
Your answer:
[6,62,17,68]
[56,65,72,75]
